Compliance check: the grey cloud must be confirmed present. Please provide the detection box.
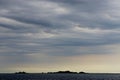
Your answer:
[1,0,120,72]
[0,0,120,51]
[1,0,118,31]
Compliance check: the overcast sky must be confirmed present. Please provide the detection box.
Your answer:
[0,0,120,73]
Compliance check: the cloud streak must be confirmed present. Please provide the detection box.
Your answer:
[0,0,120,72]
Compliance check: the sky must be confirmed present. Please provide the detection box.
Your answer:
[0,0,120,73]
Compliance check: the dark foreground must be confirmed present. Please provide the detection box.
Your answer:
[0,73,120,80]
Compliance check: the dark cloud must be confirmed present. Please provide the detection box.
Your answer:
[0,0,120,72]
[1,0,120,54]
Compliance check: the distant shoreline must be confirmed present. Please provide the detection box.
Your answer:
[0,70,120,74]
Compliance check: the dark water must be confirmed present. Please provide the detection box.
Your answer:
[0,73,120,80]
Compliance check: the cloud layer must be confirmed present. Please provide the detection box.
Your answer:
[0,0,120,72]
